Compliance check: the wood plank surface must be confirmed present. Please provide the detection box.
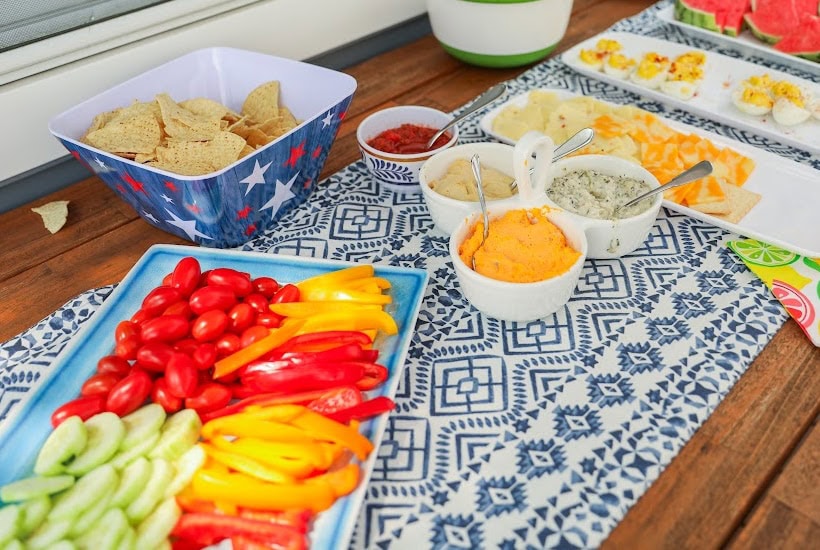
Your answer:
[1,0,817,547]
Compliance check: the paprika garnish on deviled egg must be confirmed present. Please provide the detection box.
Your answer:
[578,38,624,71]
[629,52,671,90]
[731,73,816,126]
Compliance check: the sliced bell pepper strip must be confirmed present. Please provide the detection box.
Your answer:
[304,463,361,498]
[297,287,392,305]
[270,301,382,317]
[228,437,332,470]
[281,330,373,353]
[326,396,397,424]
[210,437,316,478]
[200,442,296,484]
[213,320,304,379]
[240,361,367,394]
[191,469,337,513]
[202,415,314,443]
[296,265,374,293]
[215,501,239,515]
[238,508,312,534]
[307,386,364,416]
[289,408,374,461]
[354,363,389,391]
[340,276,392,291]
[172,511,308,548]
[287,309,398,336]
[277,343,378,365]
[200,389,338,422]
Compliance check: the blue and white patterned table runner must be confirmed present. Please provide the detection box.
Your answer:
[3,1,816,547]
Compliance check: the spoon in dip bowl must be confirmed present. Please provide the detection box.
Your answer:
[510,127,594,191]
[426,83,507,149]
[613,159,713,214]
[470,154,490,271]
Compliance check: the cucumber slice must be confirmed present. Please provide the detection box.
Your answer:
[164,444,206,498]
[34,416,87,476]
[109,431,160,470]
[125,459,174,524]
[0,475,74,503]
[48,464,118,522]
[73,508,128,550]
[18,495,51,538]
[120,404,166,451]
[0,504,21,546]
[148,409,202,462]
[153,541,172,550]
[24,518,72,550]
[65,413,125,476]
[119,526,137,550]
[67,487,113,538]
[110,457,153,509]
[2,539,24,550]
[135,497,181,549]
[43,541,75,550]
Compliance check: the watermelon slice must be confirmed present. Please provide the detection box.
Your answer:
[746,0,819,43]
[675,0,750,35]
[773,11,820,61]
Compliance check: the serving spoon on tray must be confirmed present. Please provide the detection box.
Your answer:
[426,83,507,149]
[614,159,714,215]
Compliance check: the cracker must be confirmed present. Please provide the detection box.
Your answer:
[711,184,762,224]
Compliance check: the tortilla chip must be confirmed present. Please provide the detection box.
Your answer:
[180,98,238,120]
[242,81,281,122]
[245,128,269,149]
[156,93,221,142]
[711,184,762,224]
[84,111,163,154]
[32,200,69,234]
[155,131,245,175]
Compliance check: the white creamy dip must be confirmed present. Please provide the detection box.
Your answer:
[547,169,653,220]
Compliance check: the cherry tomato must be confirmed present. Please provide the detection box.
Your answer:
[142,286,183,317]
[192,343,218,371]
[189,286,237,315]
[106,370,153,416]
[151,377,183,413]
[164,301,193,319]
[198,270,212,288]
[270,283,300,304]
[80,373,122,397]
[165,353,199,398]
[130,308,154,326]
[215,334,241,357]
[135,341,175,372]
[255,312,282,329]
[227,303,256,334]
[51,395,107,428]
[243,293,270,314]
[140,314,190,343]
[162,272,173,286]
[191,310,229,342]
[207,268,253,297]
[252,277,279,298]
[114,336,140,361]
[171,257,202,297]
[115,320,140,343]
[240,325,270,349]
[97,355,131,377]
[185,383,232,414]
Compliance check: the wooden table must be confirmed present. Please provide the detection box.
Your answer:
[1,0,817,547]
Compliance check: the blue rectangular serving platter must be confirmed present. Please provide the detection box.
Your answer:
[0,244,429,550]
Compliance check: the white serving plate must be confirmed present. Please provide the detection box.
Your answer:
[561,32,820,155]
[656,4,820,73]
[479,88,820,257]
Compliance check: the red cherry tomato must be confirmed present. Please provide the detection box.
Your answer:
[255,312,282,329]
[135,341,175,373]
[162,273,173,287]
[270,283,300,304]
[227,303,256,334]
[185,383,232,414]
[191,310,229,342]
[165,353,199,398]
[114,337,140,361]
[240,325,270,349]
[130,308,154,326]
[215,334,241,357]
[97,355,131,377]
[174,338,200,355]
[142,286,183,317]
[189,286,237,315]
[163,301,193,319]
[192,343,218,371]
[171,257,202,297]
[51,396,107,428]
[207,268,253,297]
[151,377,183,413]
[140,314,190,343]
[252,277,279,298]
[243,293,270,314]
[106,370,153,416]
[80,373,122,397]
[115,320,140,343]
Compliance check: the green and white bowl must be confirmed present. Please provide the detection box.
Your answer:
[427,0,574,68]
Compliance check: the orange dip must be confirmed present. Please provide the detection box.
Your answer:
[458,207,581,283]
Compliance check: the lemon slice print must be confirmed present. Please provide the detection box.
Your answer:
[729,239,798,267]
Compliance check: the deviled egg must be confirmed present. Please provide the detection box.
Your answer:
[660,61,704,100]
[630,52,670,90]
[731,85,774,116]
[770,81,812,126]
[603,52,636,79]
[578,38,623,71]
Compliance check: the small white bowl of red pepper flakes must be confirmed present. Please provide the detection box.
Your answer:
[356,105,459,193]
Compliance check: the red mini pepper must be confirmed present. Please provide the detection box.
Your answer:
[326,396,396,424]
[240,360,371,394]
[172,513,307,549]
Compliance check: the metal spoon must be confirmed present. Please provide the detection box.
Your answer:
[509,127,594,191]
[426,83,507,149]
[614,159,714,214]
[470,154,490,271]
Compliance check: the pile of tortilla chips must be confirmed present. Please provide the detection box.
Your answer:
[81,81,299,176]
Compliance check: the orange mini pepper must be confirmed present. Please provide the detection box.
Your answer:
[202,414,313,443]
[200,443,296,484]
[213,320,303,378]
[289,408,374,461]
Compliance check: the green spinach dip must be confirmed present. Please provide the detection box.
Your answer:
[546,169,654,220]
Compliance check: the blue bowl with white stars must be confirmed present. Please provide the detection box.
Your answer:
[48,47,356,248]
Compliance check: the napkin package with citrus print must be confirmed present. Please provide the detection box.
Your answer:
[729,239,820,346]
